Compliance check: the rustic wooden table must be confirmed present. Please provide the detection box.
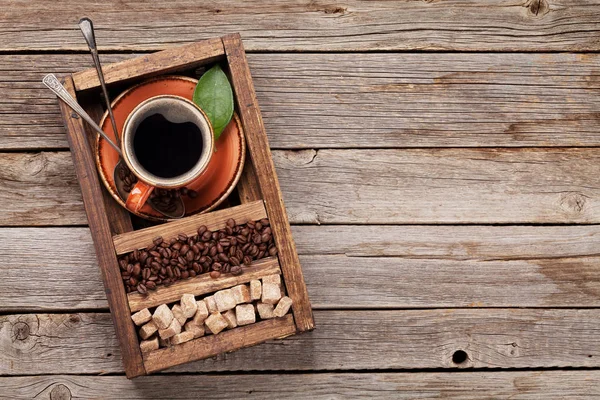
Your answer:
[1,1,600,398]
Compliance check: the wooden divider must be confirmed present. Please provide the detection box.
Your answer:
[128,257,280,312]
[113,200,266,255]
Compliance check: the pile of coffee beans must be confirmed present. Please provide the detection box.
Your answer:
[119,218,277,294]
[118,165,197,212]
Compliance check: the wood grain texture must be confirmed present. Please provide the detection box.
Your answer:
[128,257,281,312]
[1,309,599,375]
[5,53,600,150]
[59,77,145,378]
[143,315,296,373]
[73,38,224,91]
[113,200,266,254]
[3,371,600,399]
[2,148,600,224]
[237,154,262,203]
[224,34,314,331]
[5,226,600,311]
[1,1,600,51]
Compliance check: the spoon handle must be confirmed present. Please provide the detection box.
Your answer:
[78,17,121,145]
[42,74,122,156]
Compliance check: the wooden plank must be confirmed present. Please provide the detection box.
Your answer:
[58,77,145,378]
[73,38,224,91]
[143,315,296,373]
[128,257,280,312]
[223,34,314,332]
[2,1,600,51]
[3,226,600,310]
[6,53,600,150]
[7,148,600,225]
[113,200,266,254]
[4,371,600,399]
[1,310,599,374]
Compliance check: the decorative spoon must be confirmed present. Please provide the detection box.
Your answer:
[78,17,185,219]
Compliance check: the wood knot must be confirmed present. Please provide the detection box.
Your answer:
[560,192,587,213]
[525,0,549,17]
[50,384,72,400]
[69,315,81,323]
[12,321,30,341]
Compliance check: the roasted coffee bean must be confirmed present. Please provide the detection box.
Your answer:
[210,271,221,279]
[148,275,158,281]
[145,281,156,290]
[159,248,167,258]
[263,227,272,235]
[242,243,251,253]
[160,267,166,275]
[202,231,212,241]
[186,251,194,262]
[258,250,265,259]
[230,265,243,276]
[261,233,271,243]
[212,262,222,271]
[255,222,263,231]
[132,263,141,276]
[180,244,190,255]
[160,242,169,248]
[252,234,261,244]
[221,263,231,273]
[216,243,224,253]
[153,236,163,246]
[139,251,149,264]
[121,271,130,279]
[161,259,169,266]
[237,235,248,244]
[197,225,208,236]
[170,259,178,266]
[218,253,229,263]
[230,256,240,266]
[171,242,182,250]
[226,226,233,235]
[127,264,134,274]
[171,250,180,259]
[137,284,147,295]
[243,256,252,266]
[192,262,200,273]
[181,271,189,279]
[149,250,160,258]
[174,267,181,278]
[129,277,137,286]
[119,259,127,270]
[199,256,208,264]
[209,246,217,257]
[166,266,174,278]
[133,249,140,260]
[219,238,230,247]
[259,243,267,251]
[192,244,200,254]
[177,256,186,265]
[269,246,278,256]
[189,270,196,278]
[226,218,236,228]
[260,218,269,226]
[247,221,255,229]
[178,233,188,242]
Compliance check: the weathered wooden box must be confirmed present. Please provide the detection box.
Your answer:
[57,34,314,378]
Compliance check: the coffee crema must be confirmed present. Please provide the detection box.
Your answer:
[133,113,203,178]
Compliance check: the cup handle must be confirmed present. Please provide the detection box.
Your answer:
[126,181,154,213]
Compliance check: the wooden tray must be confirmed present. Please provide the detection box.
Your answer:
[57,34,314,378]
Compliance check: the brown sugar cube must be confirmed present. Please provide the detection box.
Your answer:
[139,320,158,340]
[171,304,187,326]
[223,309,238,329]
[193,300,209,325]
[152,304,174,329]
[273,296,293,318]
[261,282,282,305]
[235,304,256,326]
[184,321,205,338]
[158,317,181,339]
[204,295,218,314]
[159,337,171,348]
[172,330,195,345]
[180,294,198,318]
[231,284,251,304]
[140,336,159,353]
[205,312,228,335]
[262,274,281,286]
[256,302,275,319]
[214,289,236,312]
[250,280,262,301]
[131,308,152,326]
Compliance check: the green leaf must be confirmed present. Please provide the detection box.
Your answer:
[193,65,234,140]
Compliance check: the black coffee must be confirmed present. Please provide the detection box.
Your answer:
[133,113,203,178]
